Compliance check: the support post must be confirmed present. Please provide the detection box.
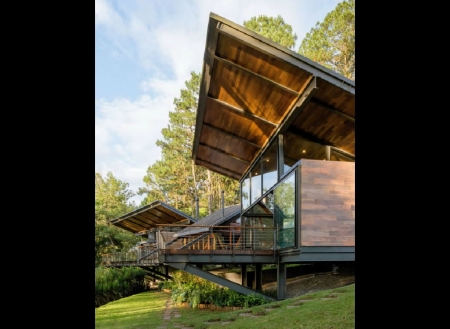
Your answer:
[241,264,248,287]
[277,262,286,300]
[255,264,262,291]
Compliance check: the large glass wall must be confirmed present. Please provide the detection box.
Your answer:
[283,131,326,173]
[262,139,278,194]
[241,174,250,210]
[251,159,262,203]
[274,171,296,249]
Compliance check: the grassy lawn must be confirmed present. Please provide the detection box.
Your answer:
[95,290,168,329]
[95,284,355,329]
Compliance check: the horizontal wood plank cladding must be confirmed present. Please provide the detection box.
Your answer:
[291,102,355,155]
[215,33,311,92]
[314,78,355,118]
[299,159,354,247]
[209,59,296,124]
[199,125,260,161]
[204,97,276,145]
[197,144,249,174]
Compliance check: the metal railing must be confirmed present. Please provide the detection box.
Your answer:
[157,224,277,252]
[101,224,278,266]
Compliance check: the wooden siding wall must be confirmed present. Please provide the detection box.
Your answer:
[299,159,355,246]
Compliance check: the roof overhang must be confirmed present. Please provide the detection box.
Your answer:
[110,200,197,235]
[192,13,355,181]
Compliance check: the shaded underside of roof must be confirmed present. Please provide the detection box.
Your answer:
[175,204,241,237]
[192,13,355,181]
[110,200,196,235]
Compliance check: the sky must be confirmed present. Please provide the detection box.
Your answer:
[95,0,342,206]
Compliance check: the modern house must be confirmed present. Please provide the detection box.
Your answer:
[103,12,354,301]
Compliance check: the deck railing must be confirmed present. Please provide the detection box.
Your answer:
[158,224,277,251]
[101,224,278,266]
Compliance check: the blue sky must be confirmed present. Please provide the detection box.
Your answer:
[95,0,342,206]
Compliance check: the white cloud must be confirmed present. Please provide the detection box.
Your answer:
[95,0,342,207]
[95,94,172,205]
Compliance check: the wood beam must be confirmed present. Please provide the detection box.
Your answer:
[203,123,262,149]
[196,158,242,179]
[199,142,251,164]
[207,96,277,127]
[213,54,299,96]
[215,18,354,94]
[310,97,355,122]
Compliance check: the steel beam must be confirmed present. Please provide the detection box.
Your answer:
[166,262,275,302]
[239,77,317,183]
[161,253,276,264]
[207,96,278,127]
[279,247,355,263]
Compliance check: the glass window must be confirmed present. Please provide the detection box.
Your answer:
[241,174,250,211]
[283,131,326,172]
[262,140,278,194]
[274,171,296,249]
[251,159,262,203]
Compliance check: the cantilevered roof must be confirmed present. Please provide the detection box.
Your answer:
[175,204,241,237]
[192,13,355,181]
[110,200,197,235]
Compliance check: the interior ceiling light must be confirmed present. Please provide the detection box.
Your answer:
[302,150,306,153]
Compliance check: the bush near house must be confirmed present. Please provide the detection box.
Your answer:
[161,270,269,309]
[95,266,148,308]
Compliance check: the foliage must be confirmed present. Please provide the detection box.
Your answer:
[95,266,148,308]
[139,72,239,217]
[243,15,297,49]
[298,0,355,79]
[168,270,267,309]
[95,172,139,266]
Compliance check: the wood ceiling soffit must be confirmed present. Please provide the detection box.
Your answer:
[206,96,277,127]
[195,158,241,179]
[118,221,142,231]
[154,207,184,221]
[115,222,136,232]
[124,217,151,230]
[123,215,153,227]
[216,22,355,95]
[202,123,263,149]
[133,213,163,225]
[198,143,250,164]
[310,97,354,122]
[137,212,173,224]
[212,54,299,96]
[147,210,177,223]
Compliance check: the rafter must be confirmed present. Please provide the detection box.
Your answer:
[215,19,355,94]
[195,158,242,179]
[213,54,299,96]
[310,97,355,122]
[199,142,251,164]
[207,96,277,127]
[203,123,262,149]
